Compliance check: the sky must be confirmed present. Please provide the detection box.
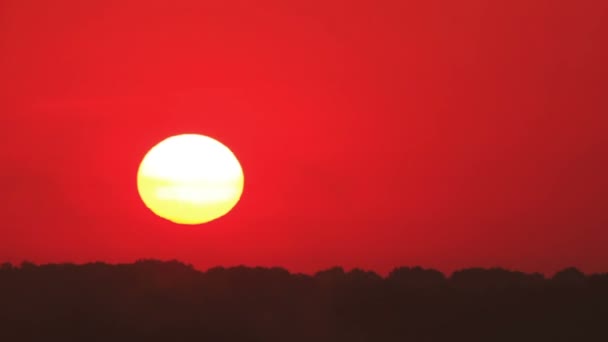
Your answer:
[1,0,607,275]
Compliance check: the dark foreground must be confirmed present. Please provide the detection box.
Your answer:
[1,260,607,341]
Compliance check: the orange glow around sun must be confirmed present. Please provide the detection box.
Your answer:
[137,134,244,225]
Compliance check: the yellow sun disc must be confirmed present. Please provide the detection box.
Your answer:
[137,134,244,225]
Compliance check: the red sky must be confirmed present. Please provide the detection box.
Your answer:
[1,0,607,275]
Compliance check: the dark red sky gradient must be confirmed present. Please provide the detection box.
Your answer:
[1,0,607,275]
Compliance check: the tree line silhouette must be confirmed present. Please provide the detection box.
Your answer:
[1,260,607,341]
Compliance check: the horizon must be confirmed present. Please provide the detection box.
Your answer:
[1,258,598,278]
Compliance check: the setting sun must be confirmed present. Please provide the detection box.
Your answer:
[137,134,244,225]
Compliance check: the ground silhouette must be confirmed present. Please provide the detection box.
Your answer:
[1,260,607,341]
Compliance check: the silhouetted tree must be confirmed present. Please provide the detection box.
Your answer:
[388,266,446,291]
[450,267,545,292]
[552,267,586,288]
[20,260,36,269]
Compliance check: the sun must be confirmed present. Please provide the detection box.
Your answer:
[137,134,244,225]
